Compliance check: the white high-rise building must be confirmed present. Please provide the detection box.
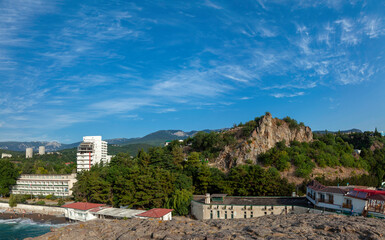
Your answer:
[39,146,46,155]
[76,136,108,172]
[26,148,33,158]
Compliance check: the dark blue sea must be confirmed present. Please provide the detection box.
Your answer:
[0,218,67,240]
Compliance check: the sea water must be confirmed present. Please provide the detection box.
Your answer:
[0,218,67,240]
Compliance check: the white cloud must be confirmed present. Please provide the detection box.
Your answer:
[203,0,223,9]
[271,92,305,98]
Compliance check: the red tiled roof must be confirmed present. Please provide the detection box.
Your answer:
[62,202,106,211]
[137,208,173,218]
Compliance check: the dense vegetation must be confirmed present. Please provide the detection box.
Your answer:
[72,142,295,215]
[0,159,19,196]
[259,130,385,187]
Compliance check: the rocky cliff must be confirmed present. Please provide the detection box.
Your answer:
[214,113,313,170]
[30,214,385,240]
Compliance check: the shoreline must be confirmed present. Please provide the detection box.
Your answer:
[0,212,67,225]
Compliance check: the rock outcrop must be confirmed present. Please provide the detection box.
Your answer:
[214,113,313,170]
[30,214,385,240]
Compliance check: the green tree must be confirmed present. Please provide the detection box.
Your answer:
[0,160,19,197]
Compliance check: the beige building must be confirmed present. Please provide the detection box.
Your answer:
[191,194,312,220]
[1,153,12,158]
[11,173,77,197]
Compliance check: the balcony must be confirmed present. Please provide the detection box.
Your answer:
[317,198,326,203]
[368,206,385,214]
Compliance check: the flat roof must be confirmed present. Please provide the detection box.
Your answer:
[193,195,310,207]
[95,208,146,218]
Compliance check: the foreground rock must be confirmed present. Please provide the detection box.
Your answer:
[30,213,385,240]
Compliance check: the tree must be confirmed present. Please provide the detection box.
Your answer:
[165,189,192,216]
[0,160,19,197]
[9,194,17,208]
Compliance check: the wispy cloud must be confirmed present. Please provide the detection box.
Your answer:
[271,92,305,98]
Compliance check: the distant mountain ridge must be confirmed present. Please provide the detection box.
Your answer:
[313,128,362,134]
[0,129,226,152]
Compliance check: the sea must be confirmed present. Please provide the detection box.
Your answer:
[0,218,67,240]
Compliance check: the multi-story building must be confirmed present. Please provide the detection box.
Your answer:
[191,194,313,220]
[77,136,110,172]
[26,148,33,158]
[38,146,46,155]
[11,173,77,197]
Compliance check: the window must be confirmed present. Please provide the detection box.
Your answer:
[244,211,247,218]
[217,211,220,218]
[210,210,213,219]
[231,211,234,219]
[225,211,227,219]
[264,212,267,215]
[250,212,253,218]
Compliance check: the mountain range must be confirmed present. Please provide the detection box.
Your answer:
[0,128,362,152]
[0,129,222,152]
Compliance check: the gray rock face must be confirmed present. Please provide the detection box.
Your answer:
[215,113,313,170]
[29,214,385,240]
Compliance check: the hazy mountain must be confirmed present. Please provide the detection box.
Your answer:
[0,129,226,152]
[313,128,362,134]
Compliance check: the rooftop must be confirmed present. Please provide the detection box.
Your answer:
[137,208,174,218]
[62,202,106,211]
[193,195,310,207]
[95,208,146,218]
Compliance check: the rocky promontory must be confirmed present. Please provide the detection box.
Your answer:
[215,113,313,170]
[31,213,385,240]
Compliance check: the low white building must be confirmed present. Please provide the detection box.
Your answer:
[11,173,77,197]
[1,153,12,158]
[191,194,312,220]
[136,208,174,221]
[62,202,106,222]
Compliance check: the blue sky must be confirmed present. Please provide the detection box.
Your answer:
[1,0,385,143]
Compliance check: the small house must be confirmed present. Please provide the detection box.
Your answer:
[136,208,174,221]
[62,202,106,222]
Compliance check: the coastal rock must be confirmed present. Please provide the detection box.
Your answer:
[30,213,385,240]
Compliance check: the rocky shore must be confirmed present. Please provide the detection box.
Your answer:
[0,212,67,224]
[30,213,385,240]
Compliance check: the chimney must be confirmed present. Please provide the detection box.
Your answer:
[205,193,210,204]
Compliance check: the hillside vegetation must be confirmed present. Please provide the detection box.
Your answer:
[70,113,385,215]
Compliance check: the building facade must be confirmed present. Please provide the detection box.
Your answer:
[26,148,33,158]
[38,146,45,155]
[306,180,385,217]
[62,202,106,222]
[77,136,110,172]
[1,153,12,158]
[191,194,313,220]
[11,173,77,197]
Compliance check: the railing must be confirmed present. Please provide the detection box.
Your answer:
[328,200,334,204]
[318,198,325,203]
[368,206,385,214]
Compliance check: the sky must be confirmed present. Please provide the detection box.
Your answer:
[1,0,385,143]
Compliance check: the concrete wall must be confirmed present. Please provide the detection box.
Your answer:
[0,202,64,215]
[191,201,330,220]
